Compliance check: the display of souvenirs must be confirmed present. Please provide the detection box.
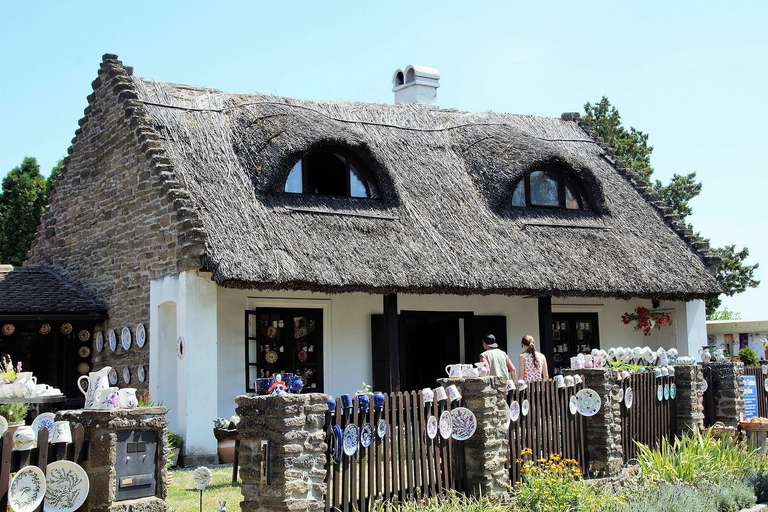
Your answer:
[551,315,600,375]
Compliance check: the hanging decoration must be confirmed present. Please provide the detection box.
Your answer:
[621,307,673,336]
[39,324,51,335]
[60,323,73,335]
[78,330,91,342]
[2,324,15,336]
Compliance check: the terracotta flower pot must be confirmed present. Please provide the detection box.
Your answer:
[217,439,236,464]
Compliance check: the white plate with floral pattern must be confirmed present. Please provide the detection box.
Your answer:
[44,460,89,512]
[135,323,146,348]
[664,384,670,401]
[377,419,387,439]
[95,332,104,353]
[360,423,374,449]
[575,388,601,417]
[108,330,117,352]
[32,413,55,438]
[9,465,46,512]
[450,407,477,441]
[569,396,578,415]
[510,401,520,421]
[439,411,452,439]
[670,383,677,399]
[426,416,438,439]
[521,399,530,417]
[624,387,634,409]
[657,385,664,402]
[121,327,131,351]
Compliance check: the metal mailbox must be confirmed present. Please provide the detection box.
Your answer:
[115,430,159,501]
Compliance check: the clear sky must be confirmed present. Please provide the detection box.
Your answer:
[1,1,766,318]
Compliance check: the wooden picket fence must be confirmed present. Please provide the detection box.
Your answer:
[324,392,465,512]
[621,372,676,462]
[507,379,589,483]
[743,367,768,418]
[0,423,85,512]
[702,365,768,426]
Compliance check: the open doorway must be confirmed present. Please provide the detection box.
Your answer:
[400,313,462,391]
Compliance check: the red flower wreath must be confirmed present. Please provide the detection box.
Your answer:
[621,306,672,336]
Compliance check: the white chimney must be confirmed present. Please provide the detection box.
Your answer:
[392,65,440,106]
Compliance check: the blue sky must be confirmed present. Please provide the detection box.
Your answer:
[1,1,766,318]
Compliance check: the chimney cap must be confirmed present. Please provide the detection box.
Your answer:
[392,65,440,90]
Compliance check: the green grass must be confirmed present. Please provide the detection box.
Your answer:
[168,465,242,512]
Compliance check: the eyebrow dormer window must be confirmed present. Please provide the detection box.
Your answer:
[511,169,584,210]
[285,151,379,199]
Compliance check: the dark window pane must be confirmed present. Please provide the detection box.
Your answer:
[512,181,525,206]
[305,153,348,196]
[530,171,559,206]
[565,183,580,209]
[285,161,303,193]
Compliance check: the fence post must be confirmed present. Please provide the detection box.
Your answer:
[572,369,624,478]
[702,362,745,427]
[673,364,706,435]
[437,376,510,498]
[235,394,328,512]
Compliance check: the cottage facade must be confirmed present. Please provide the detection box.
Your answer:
[25,55,719,463]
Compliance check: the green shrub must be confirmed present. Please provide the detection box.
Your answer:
[623,482,707,512]
[0,403,29,423]
[513,452,583,511]
[704,479,756,512]
[372,491,509,512]
[747,468,768,502]
[166,430,183,449]
[738,347,759,367]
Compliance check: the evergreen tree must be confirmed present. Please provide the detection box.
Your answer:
[0,157,49,265]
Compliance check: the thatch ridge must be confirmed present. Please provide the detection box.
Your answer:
[87,56,720,301]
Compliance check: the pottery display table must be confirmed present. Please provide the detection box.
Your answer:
[0,394,67,416]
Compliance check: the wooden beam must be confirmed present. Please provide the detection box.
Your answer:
[538,296,555,374]
[383,293,400,392]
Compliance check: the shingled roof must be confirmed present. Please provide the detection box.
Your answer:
[0,266,106,315]
[90,55,721,301]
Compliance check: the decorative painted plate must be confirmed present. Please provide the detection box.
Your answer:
[2,324,15,336]
[450,407,477,441]
[426,416,438,439]
[360,423,374,448]
[265,350,278,364]
[32,413,55,437]
[10,466,45,512]
[60,323,72,335]
[521,399,530,417]
[121,327,131,351]
[0,416,8,438]
[377,419,387,438]
[700,379,708,393]
[569,396,578,415]
[670,383,677,399]
[108,330,117,352]
[192,466,212,489]
[95,332,103,353]
[39,324,51,336]
[137,365,146,383]
[657,385,664,402]
[439,411,452,439]
[267,326,277,339]
[330,425,342,462]
[78,346,90,358]
[44,460,89,512]
[108,368,118,386]
[624,387,634,409]
[76,363,89,375]
[575,388,602,417]
[664,384,670,400]
[135,323,146,348]
[510,400,520,421]
[123,367,131,384]
[77,330,90,342]
[343,424,359,456]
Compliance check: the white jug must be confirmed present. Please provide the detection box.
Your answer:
[118,388,138,409]
[78,367,112,409]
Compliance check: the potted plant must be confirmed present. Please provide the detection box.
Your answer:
[0,403,30,436]
[166,430,182,467]
[213,416,239,464]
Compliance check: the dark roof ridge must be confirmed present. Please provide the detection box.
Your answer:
[563,112,721,278]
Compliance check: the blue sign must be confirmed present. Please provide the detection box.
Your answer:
[743,374,758,419]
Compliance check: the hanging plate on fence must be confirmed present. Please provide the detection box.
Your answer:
[700,379,708,393]
[450,407,477,441]
[569,396,578,415]
[664,384,670,401]
[376,419,387,438]
[32,413,55,438]
[426,416,438,439]
[9,465,46,512]
[521,399,530,417]
[575,388,601,417]
[624,387,634,409]
[332,425,342,462]
[439,411,452,439]
[343,424,359,456]
[657,385,664,402]
[670,383,677,399]
[510,400,520,421]
[360,423,373,448]
[44,460,89,512]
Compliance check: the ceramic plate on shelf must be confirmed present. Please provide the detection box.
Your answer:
[342,424,359,456]
[32,413,55,437]
[521,399,530,417]
[135,324,146,348]
[95,332,103,353]
[510,401,520,421]
[108,330,117,352]
[670,383,677,399]
[9,465,46,512]
[624,387,634,409]
[108,368,118,386]
[377,419,387,439]
[426,416,438,439]
[121,327,131,351]
[44,460,89,512]
[439,411,452,439]
[569,396,578,415]
[450,407,477,441]
[360,423,373,448]
[657,385,664,402]
[137,366,146,383]
[331,425,342,462]
[575,388,601,417]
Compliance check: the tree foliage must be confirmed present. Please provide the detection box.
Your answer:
[706,307,741,321]
[0,157,57,266]
[582,97,759,314]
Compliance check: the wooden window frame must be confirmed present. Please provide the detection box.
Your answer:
[286,150,379,199]
[514,168,586,210]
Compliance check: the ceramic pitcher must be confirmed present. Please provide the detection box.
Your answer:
[118,388,138,408]
[78,366,112,409]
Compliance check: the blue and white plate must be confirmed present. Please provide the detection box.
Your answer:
[332,425,342,462]
[31,413,55,438]
[670,383,677,399]
[664,384,670,401]
[360,423,373,448]
[426,416,438,439]
[343,424,359,456]
[657,385,664,402]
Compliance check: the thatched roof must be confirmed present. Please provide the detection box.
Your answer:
[0,266,106,315]
[99,55,720,301]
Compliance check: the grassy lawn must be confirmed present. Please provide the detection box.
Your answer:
[168,465,242,512]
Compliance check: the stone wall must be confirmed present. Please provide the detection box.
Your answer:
[673,364,705,434]
[703,361,745,427]
[577,369,624,478]
[26,54,206,393]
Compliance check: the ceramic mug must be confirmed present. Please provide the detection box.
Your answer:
[373,391,386,409]
[326,396,336,413]
[94,387,119,410]
[574,375,583,385]
[506,379,516,391]
[0,384,13,398]
[571,357,583,369]
[593,357,605,369]
[434,386,448,402]
[340,394,353,409]
[446,384,462,402]
[517,380,528,391]
[13,426,36,451]
[654,367,663,378]
[564,376,575,387]
[421,388,434,403]
[668,366,676,376]
[13,379,34,398]
[475,362,489,376]
[50,421,72,444]
[118,388,138,408]
[661,367,669,377]
[357,393,370,412]
[554,375,565,388]
[461,364,474,377]
[445,364,463,378]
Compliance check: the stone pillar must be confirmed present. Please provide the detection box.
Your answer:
[57,407,169,512]
[564,368,624,477]
[703,362,745,427]
[236,394,328,512]
[673,364,705,435]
